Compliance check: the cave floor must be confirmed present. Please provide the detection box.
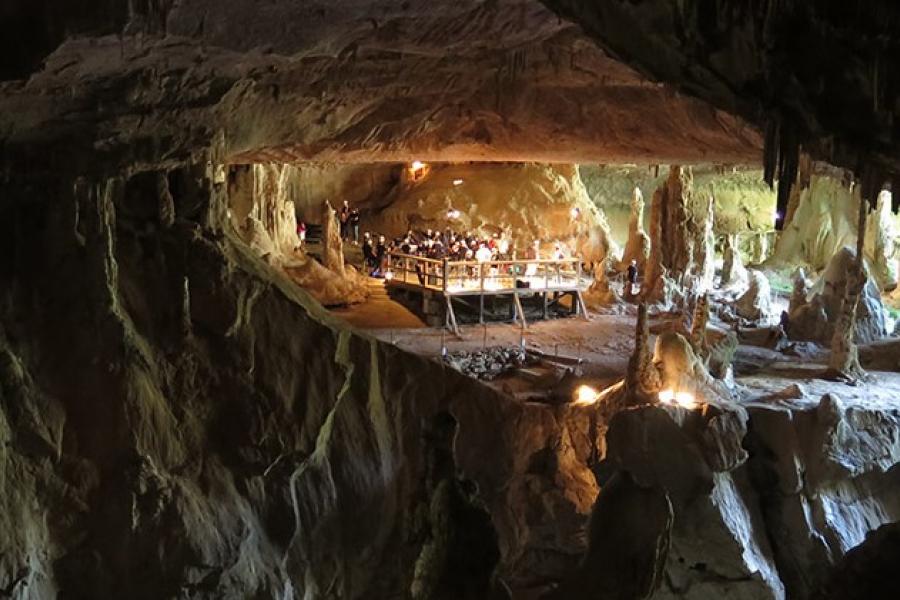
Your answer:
[355,307,900,408]
[329,277,427,329]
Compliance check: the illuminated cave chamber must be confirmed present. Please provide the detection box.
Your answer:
[4,2,900,600]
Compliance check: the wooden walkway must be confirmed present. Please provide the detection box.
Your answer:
[384,252,590,335]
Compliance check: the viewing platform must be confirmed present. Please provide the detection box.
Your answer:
[383,252,590,334]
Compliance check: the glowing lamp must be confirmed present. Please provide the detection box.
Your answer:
[453,178,464,186]
[384,270,394,281]
[658,389,697,409]
[675,391,697,409]
[447,208,461,219]
[411,161,425,171]
[574,384,600,405]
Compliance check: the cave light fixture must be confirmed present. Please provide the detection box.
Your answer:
[658,389,698,409]
[573,384,601,406]
[447,208,461,220]
[384,270,394,281]
[453,178,464,186]
[409,160,428,181]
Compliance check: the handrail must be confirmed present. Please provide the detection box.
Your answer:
[387,251,580,269]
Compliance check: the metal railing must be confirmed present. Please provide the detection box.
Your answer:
[385,252,585,294]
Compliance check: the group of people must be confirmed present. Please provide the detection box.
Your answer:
[360,226,573,279]
[338,200,361,244]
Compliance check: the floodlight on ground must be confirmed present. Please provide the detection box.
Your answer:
[384,270,394,281]
[453,178,464,186]
[658,389,698,409]
[574,384,600,406]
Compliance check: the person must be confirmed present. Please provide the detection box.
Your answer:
[362,232,375,274]
[349,207,361,244]
[374,235,387,276]
[525,240,540,276]
[296,220,306,249]
[626,259,638,297]
[339,200,350,240]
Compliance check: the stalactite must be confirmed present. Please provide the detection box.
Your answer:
[775,124,799,231]
[763,117,780,189]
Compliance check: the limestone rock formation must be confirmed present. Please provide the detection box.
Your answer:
[773,176,898,290]
[813,521,900,600]
[365,163,619,264]
[561,390,900,600]
[787,247,888,345]
[734,270,777,324]
[720,233,750,291]
[585,257,622,307]
[322,200,346,276]
[642,166,715,307]
[617,186,651,273]
[229,164,368,306]
[744,394,900,599]
[623,303,662,406]
[0,162,612,599]
[546,471,672,600]
[410,413,509,600]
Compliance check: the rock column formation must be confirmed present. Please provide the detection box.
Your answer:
[618,186,650,273]
[720,233,748,289]
[689,294,710,358]
[642,166,714,306]
[323,200,346,276]
[624,303,662,405]
[827,189,868,380]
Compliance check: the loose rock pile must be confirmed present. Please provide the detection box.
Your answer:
[444,346,537,381]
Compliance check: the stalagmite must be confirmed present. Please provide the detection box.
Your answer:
[720,234,748,290]
[586,256,621,306]
[641,166,714,305]
[733,270,776,323]
[322,199,345,276]
[156,172,175,228]
[618,186,651,273]
[827,185,869,380]
[789,268,810,315]
[865,188,897,288]
[751,232,769,264]
[689,294,710,358]
[411,413,509,600]
[625,303,662,404]
[696,193,716,290]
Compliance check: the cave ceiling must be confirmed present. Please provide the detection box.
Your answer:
[0,0,760,172]
[3,1,899,181]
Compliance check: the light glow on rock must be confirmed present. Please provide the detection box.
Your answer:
[658,389,698,409]
[574,384,601,405]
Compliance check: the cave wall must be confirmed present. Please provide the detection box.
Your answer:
[771,175,899,288]
[0,160,602,599]
[579,165,777,250]
[364,162,618,263]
